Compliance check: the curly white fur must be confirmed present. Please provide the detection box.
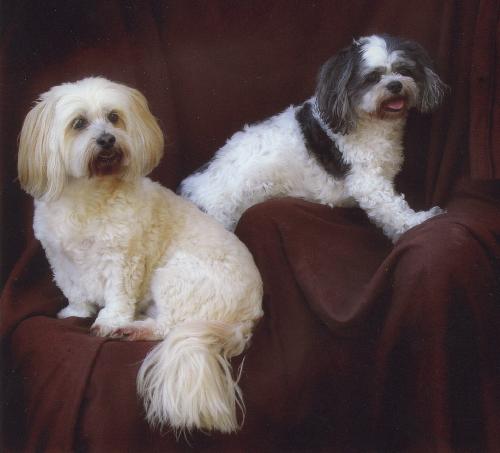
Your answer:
[18,77,263,434]
[180,35,446,241]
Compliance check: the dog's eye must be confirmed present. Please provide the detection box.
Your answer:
[107,111,119,124]
[397,68,413,77]
[365,72,381,84]
[72,117,88,130]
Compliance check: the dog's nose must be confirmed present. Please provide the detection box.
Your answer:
[386,81,403,94]
[96,133,116,149]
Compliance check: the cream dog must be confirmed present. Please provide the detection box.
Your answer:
[18,77,263,434]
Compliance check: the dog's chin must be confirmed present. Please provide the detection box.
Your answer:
[88,147,126,177]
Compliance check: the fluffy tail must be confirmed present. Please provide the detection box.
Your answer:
[137,320,253,434]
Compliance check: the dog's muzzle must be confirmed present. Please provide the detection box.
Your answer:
[89,133,125,176]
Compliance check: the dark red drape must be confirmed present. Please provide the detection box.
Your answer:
[1,1,499,451]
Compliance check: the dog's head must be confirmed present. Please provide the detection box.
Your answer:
[18,77,164,201]
[315,34,448,134]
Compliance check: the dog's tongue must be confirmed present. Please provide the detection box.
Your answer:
[385,98,405,111]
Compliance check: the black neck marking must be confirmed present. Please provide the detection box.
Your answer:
[296,102,350,179]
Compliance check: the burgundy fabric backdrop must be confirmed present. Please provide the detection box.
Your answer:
[1,0,499,451]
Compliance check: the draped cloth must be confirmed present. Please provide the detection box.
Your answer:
[1,1,499,451]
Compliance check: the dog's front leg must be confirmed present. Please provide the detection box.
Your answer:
[345,169,443,242]
[55,276,98,319]
[90,292,136,338]
[90,270,139,338]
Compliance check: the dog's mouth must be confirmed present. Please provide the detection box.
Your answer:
[89,148,125,177]
[381,96,408,113]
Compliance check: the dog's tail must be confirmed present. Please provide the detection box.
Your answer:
[137,320,253,434]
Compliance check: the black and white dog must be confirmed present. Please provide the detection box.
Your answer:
[179,34,447,241]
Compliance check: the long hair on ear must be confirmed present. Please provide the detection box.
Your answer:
[405,41,448,112]
[18,96,66,201]
[124,87,164,177]
[419,66,448,112]
[315,44,358,134]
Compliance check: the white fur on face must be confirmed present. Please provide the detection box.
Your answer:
[18,77,164,201]
[356,36,421,116]
[52,80,148,179]
[360,35,390,67]
[359,35,406,70]
[357,75,419,115]
[59,103,132,179]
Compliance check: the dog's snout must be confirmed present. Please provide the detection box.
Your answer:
[386,81,403,94]
[96,133,116,149]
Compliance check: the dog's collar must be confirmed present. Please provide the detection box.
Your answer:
[310,98,338,143]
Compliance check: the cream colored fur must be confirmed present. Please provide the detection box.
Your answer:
[18,77,263,434]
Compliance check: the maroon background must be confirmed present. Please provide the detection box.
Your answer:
[1,1,499,451]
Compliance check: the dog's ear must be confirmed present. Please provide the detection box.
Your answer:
[18,97,66,200]
[419,66,448,112]
[406,41,448,113]
[125,88,164,176]
[315,44,358,134]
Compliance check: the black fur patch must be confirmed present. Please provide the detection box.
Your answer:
[315,43,362,134]
[296,102,350,179]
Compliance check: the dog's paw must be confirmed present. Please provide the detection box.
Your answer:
[411,206,445,226]
[90,322,124,338]
[426,206,445,217]
[391,206,446,242]
[90,306,134,337]
[90,318,163,340]
[113,325,159,341]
